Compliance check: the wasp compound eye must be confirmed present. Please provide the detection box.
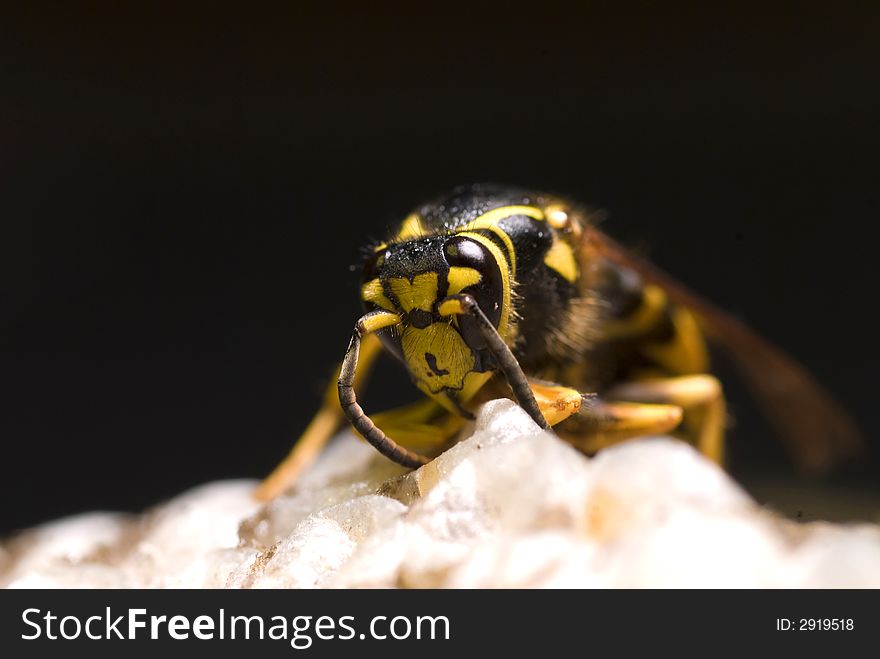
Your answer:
[443,235,504,328]
[444,234,487,267]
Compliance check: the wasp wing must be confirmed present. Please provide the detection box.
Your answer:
[582,227,863,472]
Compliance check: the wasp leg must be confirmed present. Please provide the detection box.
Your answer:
[604,374,727,464]
[369,398,466,453]
[372,380,581,454]
[558,397,684,454]
[526,380,585,427]
[254,332,385,501]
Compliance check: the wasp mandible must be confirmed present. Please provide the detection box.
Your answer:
[256,184,861,500]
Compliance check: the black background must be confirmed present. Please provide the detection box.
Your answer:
[2,5,878,535]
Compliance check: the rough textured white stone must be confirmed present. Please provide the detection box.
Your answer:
[3,398,879,588]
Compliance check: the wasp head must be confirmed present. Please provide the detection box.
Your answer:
[359,233,506,407]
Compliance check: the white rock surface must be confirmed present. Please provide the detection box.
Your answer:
[3,399,880,588]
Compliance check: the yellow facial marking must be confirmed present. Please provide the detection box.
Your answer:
[361,278,394,310]
[401,323,475,394]
[437,297,465,317]
[447,266,482,296]
[388,272,439,312]
[458,370,494,404]
[543,239,579,283]
[415,371,494,414]
[396,214,425,241]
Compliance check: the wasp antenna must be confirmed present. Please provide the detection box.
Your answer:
[438,294,551,432]
[338,311,431,469]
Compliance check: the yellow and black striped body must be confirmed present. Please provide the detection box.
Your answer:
[360,184,709,414]
[256,182,861,501]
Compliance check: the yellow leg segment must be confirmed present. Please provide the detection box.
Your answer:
[559,399,684,454]
[346,379,580,464]
[369,398,466,453]
[254,333,385,501]
[527,380,584,426]
[525,376,683,453]
[605,374,727,464]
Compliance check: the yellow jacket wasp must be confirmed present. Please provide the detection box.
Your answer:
[256,184,861,500]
